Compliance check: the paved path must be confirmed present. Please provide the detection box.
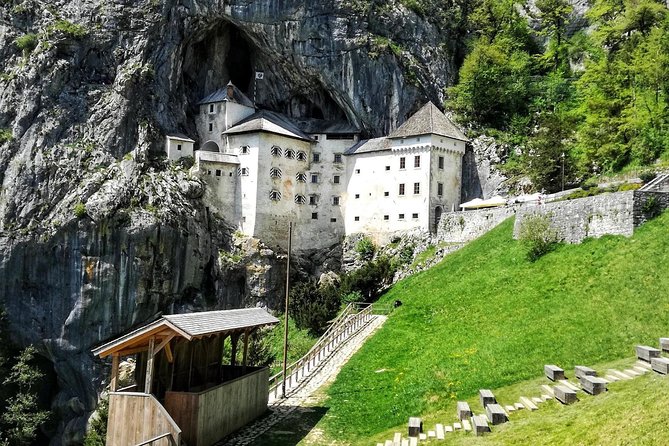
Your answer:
[218,315,387,446]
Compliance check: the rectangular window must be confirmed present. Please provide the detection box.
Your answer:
[438,182,443,196]
[399,157,406,169]
[215,169,221,177]
[355,194,360,199]
[313,153,320,162]
[355,169,360,174]
[384,215,389,221]
[209,104,214,113]
[177,144,182,151]
[332,196,340,205]
[334,154,342,163]
[309,195,318,205]
[438,156,444,169]
[399,213,405,220]
[414,182,420,194]
[208,123,213,132]
[384,191,389,197]
[311,174,319,183]
[399,184,405,195]
[414,155,420,168]
[330,218,337,222]
[241,167,249,176]
[333,175,340,184]
[354,216,360,221]
[412,213,419,219]
[312,212,318,220]
[385,165,390,171]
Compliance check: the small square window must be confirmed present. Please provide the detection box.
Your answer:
[309,195,318,205]
[399,213,405,220]
[399,157,406,169]
[215,169,221,177]
[229,172,233,177]
[333,175,340,184]
[241,145,250,154]
[177,144,182,151]
[354,216,360,221]
[313,153,320,162]
[384,191,389,197]
[332,196,340,205]
[399,184,405,196]
[355,169,360,174]
[414,155,420,168]
[312,212,318,220]
[208,123,213,132]
[334,154,342,163]
[311,174,319,183]
[438,156,444,169]
[412,213,419,219]
[330,218,337,222]
[414,182,420,194]
[383,215,389,220]
[355,194,360,199]
[385,166,390,171]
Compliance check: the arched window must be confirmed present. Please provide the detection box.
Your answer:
[270,167,282,179]
[269,190,282,201]
[271,145,282,157]
[296,172,307,183]
[285,148,295,159]
[240,145,250,155]
[294,194,306,204]
[296,151,307,161]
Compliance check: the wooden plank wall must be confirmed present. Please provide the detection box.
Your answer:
[164,391,199,446]
[106,392,181,446]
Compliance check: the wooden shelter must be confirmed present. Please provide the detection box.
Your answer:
[93,308,279,446]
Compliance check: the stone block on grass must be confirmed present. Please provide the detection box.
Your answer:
[545,365,565,381]
[471,415,491,436]
[636,345,661,362]
[651,357,669,375]
[485,404,508,425]
[554,385,577,405]
[580,375,608,395]
[479,389,497,408]
[457,401,472,420]
[408,417,422,438]
[575,365,597,379]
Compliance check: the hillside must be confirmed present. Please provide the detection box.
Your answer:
[317,212,669,444]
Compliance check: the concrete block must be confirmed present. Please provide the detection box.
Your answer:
[444,425,453,432]
[574,365,597,379]
[532,397,543,404]
[401,440,409,446]
[651,357,669,374]
[457,401,472,420]
[505,405,516,412]
[485,404,508,425]
[609,369,633,380]
[520,397,538,411]
[605,374,620,382]
[558,379,580,391]
[545,364,565,381]
[479,389,496,407]
[419,433,427,440]
[471,415,491,436]
[427,430,435,438]
[554,385,577,405]
[409,438,417,446]
[436,424,444,440]
[462,419,472,431]
[514,402,525,410]
[385,440,392,446]
[636,345,661,362]
[580,375,608,395]
[393,432,402,445]
[660,338,669,353]
[408,417,422,438]
[541,384,554,396]
[453,422,462,430]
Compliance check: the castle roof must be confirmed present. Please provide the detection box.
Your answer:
[344,137,391,155]
[198,83,255,108]
[388,102,468,142]
[166,133,195,143]
[223,110,314,142]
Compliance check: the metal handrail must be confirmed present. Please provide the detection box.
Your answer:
[134,432,176,446]
[268,302,374,397]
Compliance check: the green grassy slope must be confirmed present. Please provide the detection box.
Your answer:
[319,213,669,444]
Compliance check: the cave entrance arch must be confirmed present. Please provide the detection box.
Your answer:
[201,141,220,152]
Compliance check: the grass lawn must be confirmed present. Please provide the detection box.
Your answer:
[266,316,318,376]
[316,212,669,444]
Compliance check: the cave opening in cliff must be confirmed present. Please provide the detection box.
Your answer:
[182,21,349,123]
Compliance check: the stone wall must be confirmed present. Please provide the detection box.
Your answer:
[437,206,517,243]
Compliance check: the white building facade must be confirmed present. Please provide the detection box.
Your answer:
[168,84,467,252]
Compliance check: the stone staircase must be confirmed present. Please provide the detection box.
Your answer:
[376,338,669,445]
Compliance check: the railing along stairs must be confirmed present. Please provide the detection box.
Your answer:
[133,432,177,446]
[640,172,669,191]
[268,302,388,401]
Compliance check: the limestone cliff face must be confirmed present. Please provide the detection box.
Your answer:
[0,1,459,443]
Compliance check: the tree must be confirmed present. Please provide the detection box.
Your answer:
[535,0,574,72]
[289,282,341,336]
[0,346,51,446]
[526,110,576,192]
[518,214,562,261]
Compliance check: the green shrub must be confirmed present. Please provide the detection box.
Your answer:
[0,129,12,144]
[518,214,561,261]
[52,20,88,38]
[617,183,641,192]
[639,171,657,184]
[641,195,662,220]
[14,33,38,54]
[355,237,375,261]
[73,202,87,218]
[580,177,599,190]
[398,244,415,265]
[289,282,341,336]
[83,396,108,446]
[177,156,195,170]
[340,256,396,302]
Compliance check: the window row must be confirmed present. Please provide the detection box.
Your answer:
[268,193,341,205]
[268,146,308,161]
[353,213,420,222]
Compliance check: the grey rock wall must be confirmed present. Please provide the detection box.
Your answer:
[437,207,517,244]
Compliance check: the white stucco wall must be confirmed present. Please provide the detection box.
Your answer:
[165,137,194,161]
[195,101,255,153]
[196,152,240,224]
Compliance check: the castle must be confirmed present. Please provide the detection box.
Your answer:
[166,82,467,252]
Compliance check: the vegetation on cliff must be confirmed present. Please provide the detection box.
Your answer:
[447,0,669,191]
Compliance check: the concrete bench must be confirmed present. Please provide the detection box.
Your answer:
[457,401,472,420]
[574,365,597,379]
[485,403,508,425]
[636,345,661,362]
[545,364,565,381]
[479,389,497,408]
[580,375,608,395]
[407,417,422,438]
[651,357,669,375]
[660,338,669,353]
[471,415,491,436]
[554,385,577,404]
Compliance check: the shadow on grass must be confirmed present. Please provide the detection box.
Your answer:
[243,405,329,446]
